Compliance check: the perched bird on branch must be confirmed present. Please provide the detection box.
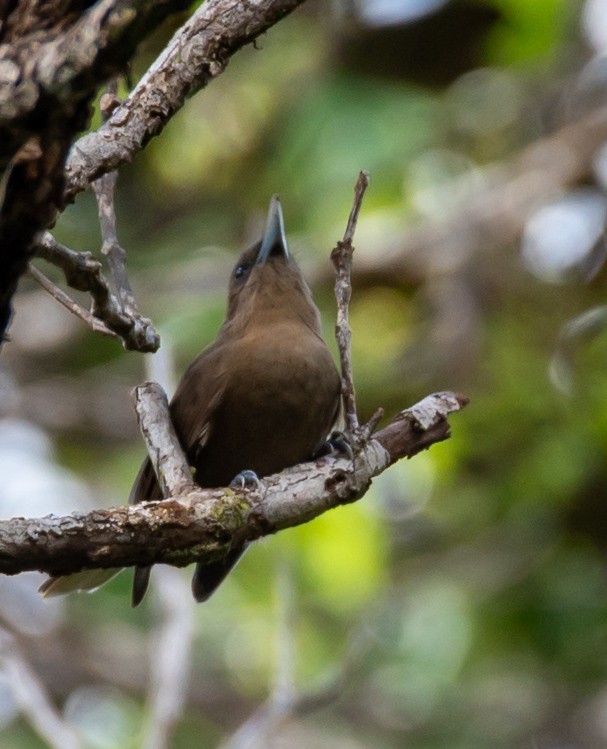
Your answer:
[40,196,342,605]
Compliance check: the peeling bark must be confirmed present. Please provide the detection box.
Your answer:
[0,392,468,577]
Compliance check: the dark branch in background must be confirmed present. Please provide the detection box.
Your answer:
[0,0,196,342]
[33,233,159,351]
[63,0,309,201]
[0,391,468,577]
[331,171,370,444]
[0,0,309,346]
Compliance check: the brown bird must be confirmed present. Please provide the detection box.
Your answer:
[40,196,342,605]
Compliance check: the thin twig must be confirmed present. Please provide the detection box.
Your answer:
[361,406,384,441]
[331,171,371,447]
[92,79,140,315]
[220,562,297,749]
[92,171,136,308]
[142,567,194,749]
[28,263,120,340]
[34,232,160,352]
[90,78,150,346]
[0,628,84,749]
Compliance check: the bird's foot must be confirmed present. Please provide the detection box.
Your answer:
[230,469,262,491]
[314,431,354,460]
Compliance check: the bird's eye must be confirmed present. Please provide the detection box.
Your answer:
[234,264,249,281]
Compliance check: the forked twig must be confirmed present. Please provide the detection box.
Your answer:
[28,263,120,340]
[34,232,159,351]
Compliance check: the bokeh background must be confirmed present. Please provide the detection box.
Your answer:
[4,0,607,747]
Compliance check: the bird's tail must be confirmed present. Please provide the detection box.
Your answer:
[191,545,248,602]
[130,456,161,606]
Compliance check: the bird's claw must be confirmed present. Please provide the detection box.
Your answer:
[230,469,262,491]
[314,431,353,460]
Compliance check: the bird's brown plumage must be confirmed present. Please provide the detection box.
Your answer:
[40,197,341,605]
[131,196,341,604]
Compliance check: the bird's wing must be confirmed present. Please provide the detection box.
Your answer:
[131,345,228,606]
[169,345,227,458]
[39,567,124,597]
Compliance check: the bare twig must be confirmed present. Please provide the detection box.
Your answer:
[28,263,120,340]
[34,232,160,352]
[142,567,194,749]
[0,628,84,749]
[220,563,297,749]
[132,382,195,498]
[92,170,136,306]
[331,171,370,445]
[0,392,468,577]
[91,167,154,343]
[63,0,309,200]
[92,79,142,317]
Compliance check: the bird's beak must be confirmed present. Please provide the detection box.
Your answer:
[257,195,289,264]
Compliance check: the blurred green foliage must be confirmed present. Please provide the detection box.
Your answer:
[6,0,607,747]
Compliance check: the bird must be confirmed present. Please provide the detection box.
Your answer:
[40,196,342,605]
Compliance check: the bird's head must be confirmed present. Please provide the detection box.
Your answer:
[224,196,321,332]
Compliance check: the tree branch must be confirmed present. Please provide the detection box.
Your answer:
[132,382,195,497]
[33,232,160,351]
[0,0,307,345]
[0,391,468,577]
[0,0,192,156]
[0,0,196,341]
[28,263,121,340]
[63,0,309,200]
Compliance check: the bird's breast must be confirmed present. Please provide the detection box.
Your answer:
[194,322,340,486]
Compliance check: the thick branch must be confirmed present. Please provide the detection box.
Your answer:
[64,0,308,200]
[0,0,192,154]
[0,392,468,577]
[0,0,194,342]
[132,382,195,497]
[1,0,304,344]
